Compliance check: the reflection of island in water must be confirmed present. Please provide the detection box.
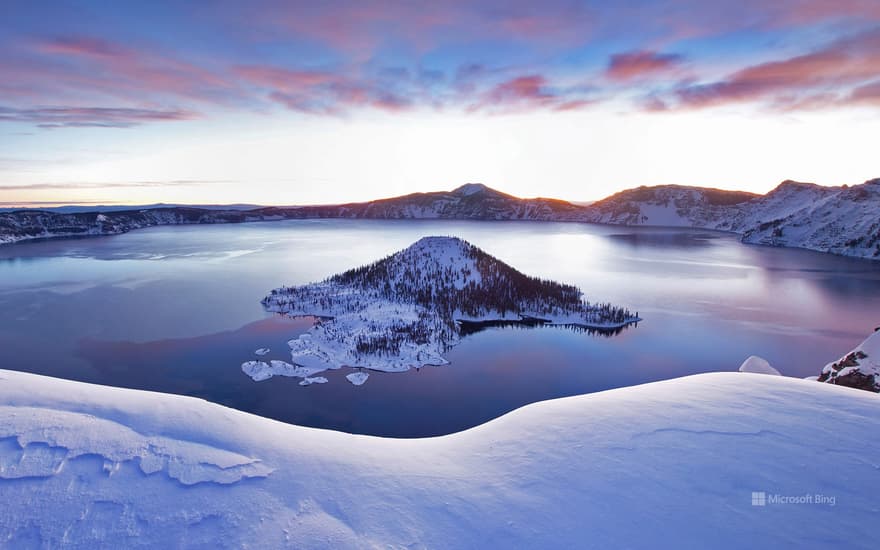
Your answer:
[456,317,635,337]
[244,236,640,385]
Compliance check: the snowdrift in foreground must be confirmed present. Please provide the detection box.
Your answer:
[1,369,877,549]
[738,355,781,375]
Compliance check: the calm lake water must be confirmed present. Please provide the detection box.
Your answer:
[2,219,879,437]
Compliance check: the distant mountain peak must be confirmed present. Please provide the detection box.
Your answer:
[453,183,491,196]
[775,179,819,189]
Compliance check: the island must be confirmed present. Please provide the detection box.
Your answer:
[243,236,639,384]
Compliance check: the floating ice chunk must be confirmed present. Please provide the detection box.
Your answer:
[242,359,328,382]
[346,372,369,386]
[241,361,271,381]
[255,348,270,356]
[299,377,328,386]
[738,355,781,375]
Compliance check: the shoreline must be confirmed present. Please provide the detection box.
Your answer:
[2,214,877,262]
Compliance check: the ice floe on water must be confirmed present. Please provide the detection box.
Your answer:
[299,377,328,386]
[346,372,369,386]
[254,348,270,356]
[241,360,326,382]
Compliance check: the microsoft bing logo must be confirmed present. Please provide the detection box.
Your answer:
[750,491,836,506]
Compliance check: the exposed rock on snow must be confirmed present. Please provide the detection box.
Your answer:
[738,356,781,376]
[253,236,639,379]
[1,369,878,548]
[346,372,369,386]
[817,331,880,392]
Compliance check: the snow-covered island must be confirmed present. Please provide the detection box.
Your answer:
[1,368,878,548]
[245,236,639,382]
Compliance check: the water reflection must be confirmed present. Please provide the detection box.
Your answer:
[606,231,720,248]
[458,319,635,337]
[1,219,879,436]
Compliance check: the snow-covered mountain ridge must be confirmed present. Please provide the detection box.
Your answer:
[249,236,638,381]
[2,179,878,259]
[0,207,273,245]
[585,178,880,259]
[1,368,877,548]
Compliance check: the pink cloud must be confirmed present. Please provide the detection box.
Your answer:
[606,51,683,81]
[238,63,411,114]
[0,106,198,128]
[224,0,595,55]
[36,36,124,58]
[235,66,339,91]
[849,80,880,105]
[487,75,553,104]
[21,35,240,106]
[469,74,593,113]
[668,29,880,110]
[626,0,880,46]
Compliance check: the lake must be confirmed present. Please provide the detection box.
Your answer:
[1,219,878,437]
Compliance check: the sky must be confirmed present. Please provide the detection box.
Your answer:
[1,0,879,206]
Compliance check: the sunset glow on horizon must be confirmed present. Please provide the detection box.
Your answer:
[2,0,879,206]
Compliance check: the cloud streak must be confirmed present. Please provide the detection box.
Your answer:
[657,29,880,111]
[0,106,198,128]
[0,180,231,191]
[606,51,684,81]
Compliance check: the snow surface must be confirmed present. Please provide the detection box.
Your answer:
[0,369,877,548]
[738,355,781,376]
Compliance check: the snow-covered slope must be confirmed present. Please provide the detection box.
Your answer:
[817,329,880,392]
[269,183,588,221]
[585,179,880,259]
[1,369,877,548]
[0,207,275,245]
[252,236,638,381]
[585,184,758,227]
[736,180,880,258]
